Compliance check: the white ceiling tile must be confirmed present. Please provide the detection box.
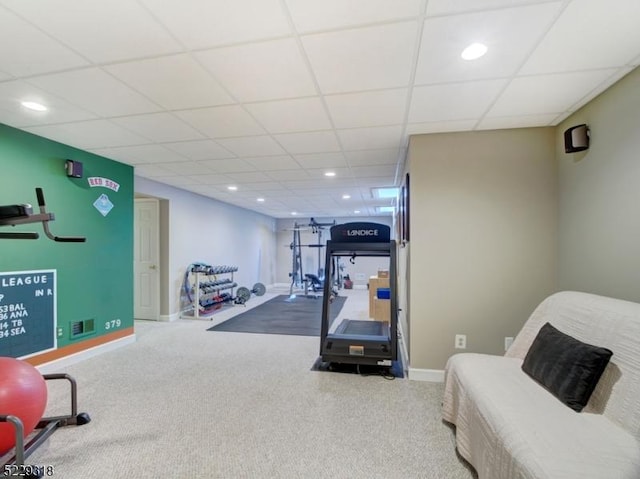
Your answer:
[406,120,478,135]
[156,176,204,187]
[302,22,419,94]
[162,140,235,161]
[350,164,398,178]
[426,0,553,16]
[569,67,635,112]
[274,131,341,155]
[1,0,638,220]
[266,169,312,181]
[285,0,423,33]
[28,68,162,117]
[158,161,217,176]
[239,181,286,192]
[487,70,617,117]
[139,0,291,49]
[344,149,400,166]
[477,113,558,130]
[188,174,234,186]
[283,179,333,190]
[0,80,97,127]
[325,89,408,128]
[416,4,561,84]
[337,125,404,151]
[105,55,234,110]
[176,105,266,138]
[1,0,181,63]
[0,7,88,77]
[90,144,188,165]
[112,113,205,143]
[521,0,640,75]
[304,167,353,180]
[224,171,272,183]
[25,120,148,149]
[217,136,286,157]
[181,185,217,196]
[293,152,347,169]
[243,156,301,171]
[245,97,332,133]
[135,164,179,178]
[198,159,257,173]
[409,80,507,123]
[197,39,317,102]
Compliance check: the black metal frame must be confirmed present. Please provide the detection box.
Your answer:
[319,240,397,366]
[1,374,90,478]
[0,188,85,242]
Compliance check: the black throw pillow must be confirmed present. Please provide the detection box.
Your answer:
[521,322,613,412]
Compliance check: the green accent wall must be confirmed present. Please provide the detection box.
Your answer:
[0,123,133,358]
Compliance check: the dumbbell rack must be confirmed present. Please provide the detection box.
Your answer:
[189,265,238,319]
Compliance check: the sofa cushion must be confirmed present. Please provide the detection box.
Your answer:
[522,322,613,412]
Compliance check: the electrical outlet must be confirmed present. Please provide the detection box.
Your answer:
[505,336,514,352]
[455,334,467,349]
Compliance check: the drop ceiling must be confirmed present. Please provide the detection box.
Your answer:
[1,0,639,218]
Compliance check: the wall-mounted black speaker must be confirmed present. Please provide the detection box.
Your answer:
[65,159,83,178]
[564,124,589,153]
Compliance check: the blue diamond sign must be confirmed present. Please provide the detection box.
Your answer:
[94,194,114,217]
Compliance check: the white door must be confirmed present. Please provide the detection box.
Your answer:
[134,198,160,320]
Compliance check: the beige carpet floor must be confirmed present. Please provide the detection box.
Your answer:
[13,291,476,479]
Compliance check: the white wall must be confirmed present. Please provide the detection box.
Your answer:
[557,67,640,302]
[135,177,277,317]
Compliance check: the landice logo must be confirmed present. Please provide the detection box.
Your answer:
[346,229,379,236]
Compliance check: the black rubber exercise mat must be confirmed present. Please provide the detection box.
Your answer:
[207,294,346,336]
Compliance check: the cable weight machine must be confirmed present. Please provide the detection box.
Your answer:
[288,218,341,297]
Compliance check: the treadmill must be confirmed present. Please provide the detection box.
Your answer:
[319,222,397,367]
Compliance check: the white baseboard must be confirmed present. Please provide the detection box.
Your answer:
[159,312,180,322]
[36,334,136,374]
[408,368,445,382]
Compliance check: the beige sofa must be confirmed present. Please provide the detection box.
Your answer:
[442,291,640,479]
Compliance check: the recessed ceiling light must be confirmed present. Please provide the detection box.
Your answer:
[372,187,399,199]
[376,206,396,214]
[257,198,265,202]
[461,42,488,60]
[342,194,351,200]
[324,171,336,177]
[21,101,48,112]
[354,210,361,214]
[227,185,238,191]
[291,211,298,216]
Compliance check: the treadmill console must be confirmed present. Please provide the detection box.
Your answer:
[329,222,390,243]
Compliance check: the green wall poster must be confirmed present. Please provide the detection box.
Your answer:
[0,269,56,358]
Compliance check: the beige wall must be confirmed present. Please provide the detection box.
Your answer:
[557,67,640,302]
[407,128,558,371]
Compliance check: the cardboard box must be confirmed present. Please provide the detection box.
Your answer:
[373,298,390,322]
[377,269,389,278]
[369,276,389,316]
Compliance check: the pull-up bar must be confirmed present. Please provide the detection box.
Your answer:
[0,188,86,242]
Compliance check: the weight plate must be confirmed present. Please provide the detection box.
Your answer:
[252,282,266,296]
[236,287,251,304]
